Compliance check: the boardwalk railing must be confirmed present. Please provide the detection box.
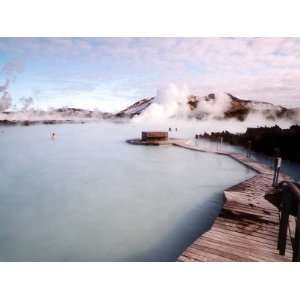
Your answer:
[277,181,300,261]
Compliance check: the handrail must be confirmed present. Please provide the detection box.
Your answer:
[277,180,300,261]
[278,180,300,202]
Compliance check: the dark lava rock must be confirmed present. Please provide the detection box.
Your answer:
[0,120,17,126]
[199,125,300,162]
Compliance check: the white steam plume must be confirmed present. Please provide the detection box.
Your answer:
[132,83,300,133]
[19,96,34,111]
[0,59,25,112]
[0,91,12,111]
[133,83,190,122]
[133,84,233,122]
[197,93,232,118]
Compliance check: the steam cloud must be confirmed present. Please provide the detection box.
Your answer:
[19,96,34,111]
[133,84,235,122]
[0,79,11,111]
[197,93,232,118]
[0,91,12,111]
[0,59,33,112]
[135,83,190,122]
[133,83,300,133]
[0,76,300,131]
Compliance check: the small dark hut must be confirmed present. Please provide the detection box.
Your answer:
[141,131,168,141]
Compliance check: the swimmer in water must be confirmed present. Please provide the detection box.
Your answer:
[51,132,56,139]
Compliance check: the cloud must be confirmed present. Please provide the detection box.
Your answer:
[1,59,24,81]
[0,79,9,92]
[1,38,300,109]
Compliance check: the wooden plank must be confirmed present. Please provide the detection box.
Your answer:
[206,226,291,250]
[183,247,236,262]
[201,233,292,257]
[212,219,280,238]
[192,236,291,261]
[177,255,198,262]
[211,220,290,246]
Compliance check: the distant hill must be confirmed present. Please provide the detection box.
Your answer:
[0,107,114,125]
[116,97,155,118]
[116,93,300,122]
[1,93,300,125]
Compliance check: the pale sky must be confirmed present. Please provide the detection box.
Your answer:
[1,37,300,112]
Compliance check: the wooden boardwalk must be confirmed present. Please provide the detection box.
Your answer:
[173,142,293,262]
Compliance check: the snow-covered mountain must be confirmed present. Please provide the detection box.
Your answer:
[1,93,299,125]
[116,97,155,117]
[116,93,300,122]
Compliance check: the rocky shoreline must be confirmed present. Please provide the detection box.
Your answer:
[198,125,300,163]
[0,107,115,126]
[0,119,90,126]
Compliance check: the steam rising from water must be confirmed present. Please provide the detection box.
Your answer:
[198,93,232,118]
[0,59,33,113]
[20,97,34,111]
[0,91,12,111]
[133,83,300,133]
[0,76,299,132]
[134,84,190,122]
[133,84,234,121]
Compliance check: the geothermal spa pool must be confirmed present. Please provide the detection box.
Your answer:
[0,122,256,261]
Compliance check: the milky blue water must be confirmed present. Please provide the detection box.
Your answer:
[0,122,256,261]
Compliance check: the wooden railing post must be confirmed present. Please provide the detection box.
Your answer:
[292,201,300,261]
[276,181,300,260]
[272,157,282,187]
[278,186,291,255]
